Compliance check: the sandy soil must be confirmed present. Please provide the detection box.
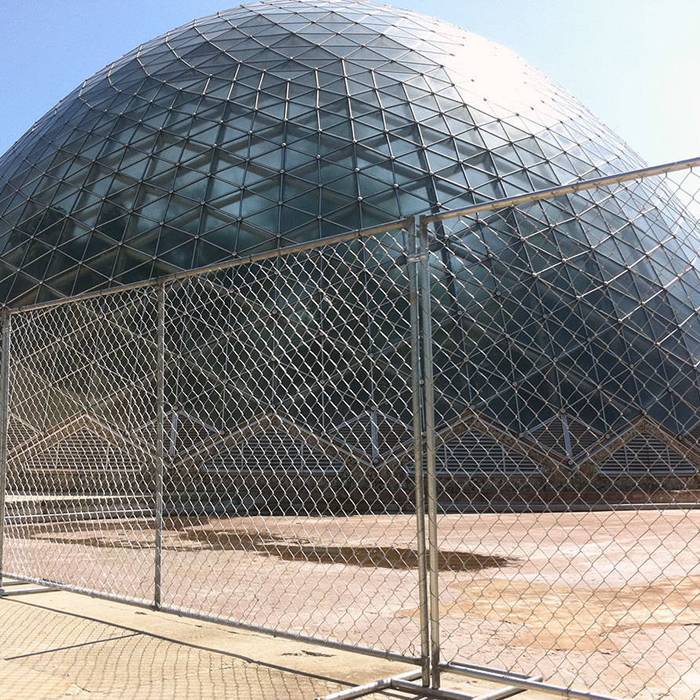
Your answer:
[5,508,700,698]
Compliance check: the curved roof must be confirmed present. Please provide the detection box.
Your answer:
[0,0,643,305]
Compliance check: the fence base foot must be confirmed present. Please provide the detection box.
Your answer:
[0,577,29,587]
[440,662,619,700]
[0,585,57,597]
[0,575,58,597]
[316,669,424,700]
[316,666,529,700]
[321,660,621,700]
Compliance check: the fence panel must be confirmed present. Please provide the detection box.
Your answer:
[422,165,700,698]
[158,225,427,660]
[0,158,698,697]
[3,287,159,604]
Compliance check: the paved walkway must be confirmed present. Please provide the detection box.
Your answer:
[0,585,540,699]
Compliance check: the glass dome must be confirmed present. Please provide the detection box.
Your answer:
[0,0,698,447]
[0,0,644,306]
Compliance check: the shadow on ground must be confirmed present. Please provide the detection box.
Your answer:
[18,518,516,571]
[0,595,354,699]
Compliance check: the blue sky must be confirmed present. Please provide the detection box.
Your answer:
[0,0,698,164]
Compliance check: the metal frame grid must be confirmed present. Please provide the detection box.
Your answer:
[414,157,700,699]
[0,156,699,700]
[0,0,646,311]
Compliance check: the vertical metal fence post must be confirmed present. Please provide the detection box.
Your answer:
[407,217,430,686]
[0,310,10,592]
[154,283,165,609]
[419,216,441,688]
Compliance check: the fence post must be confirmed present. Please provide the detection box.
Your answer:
[0,310,11,591]
[407,216,431,686]
[418,216,441,688]
[154,282,165,608]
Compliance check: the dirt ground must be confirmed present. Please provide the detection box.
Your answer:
[6,508,700,698]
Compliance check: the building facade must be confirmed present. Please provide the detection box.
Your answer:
[1,0,698,503]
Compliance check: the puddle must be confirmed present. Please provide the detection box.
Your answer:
[177,526,514,571]
[17,519,514,571]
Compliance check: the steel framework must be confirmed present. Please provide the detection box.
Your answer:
[1,156,699,699]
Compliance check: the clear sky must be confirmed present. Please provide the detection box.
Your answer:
[0,0,698,165]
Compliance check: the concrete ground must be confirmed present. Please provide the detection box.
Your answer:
[0,585,548,699]
[5,508,700,698]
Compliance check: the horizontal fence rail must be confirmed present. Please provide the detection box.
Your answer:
[1,156,699,699]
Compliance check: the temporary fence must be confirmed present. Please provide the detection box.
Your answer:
[1,156,699,699]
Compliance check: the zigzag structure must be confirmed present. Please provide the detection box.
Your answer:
[5,235,698,515]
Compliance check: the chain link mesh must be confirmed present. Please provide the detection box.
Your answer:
[423,165,700,698]
[1,225,427,661]
[0,161,699,698]
[159,226,423,657]
[4,287,159,603]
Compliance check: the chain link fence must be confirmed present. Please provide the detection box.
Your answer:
[1,158,699,698]
[421,161,700,699]
[1,220,429,666]
[4,286,159,604]
[159,223,426,659]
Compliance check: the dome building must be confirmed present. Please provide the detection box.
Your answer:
[0,0,643,305]
[1,0,698,497]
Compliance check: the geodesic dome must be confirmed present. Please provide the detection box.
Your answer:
[0,0,698,476]
[0,0,644,306]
